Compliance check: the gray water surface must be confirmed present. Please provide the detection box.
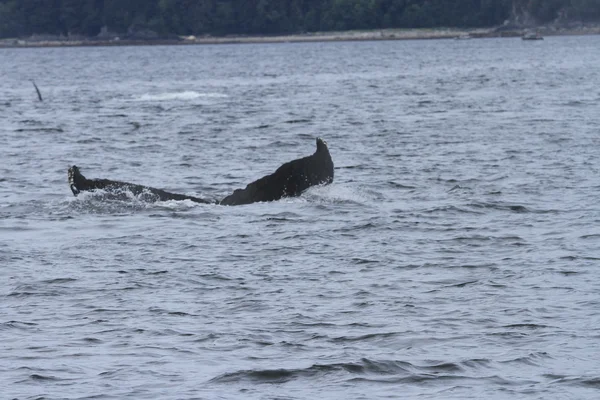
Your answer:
[1,36,600,399]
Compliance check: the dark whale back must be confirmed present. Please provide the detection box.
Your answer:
[68,165,212,204]
[67,138,334,206]
[219,138,334,206]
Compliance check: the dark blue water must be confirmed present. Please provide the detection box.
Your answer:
[1,36,600,399]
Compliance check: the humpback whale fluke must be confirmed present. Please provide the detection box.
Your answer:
[219,137,334,206]
[68,165,213,204]
[31,80,43,102]
[67,137,334,206]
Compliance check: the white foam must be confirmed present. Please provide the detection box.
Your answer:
[69,189,210,212]
[156,199,207,209]
[302,184,376,205]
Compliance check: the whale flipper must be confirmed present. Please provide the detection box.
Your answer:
[32,80,43,102]
[219,138,334,206]
[68,165,213,204]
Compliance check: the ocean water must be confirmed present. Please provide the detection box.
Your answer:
[1,36,600,399]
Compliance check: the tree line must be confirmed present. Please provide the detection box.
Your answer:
[0,0,599,39]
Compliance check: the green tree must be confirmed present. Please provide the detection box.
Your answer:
[570,0,600,20]
[528,0,565,23]
[213,0,237,34]
[2,0,600,40]
[61,0,102,36]
[19,0,62,35]
[400,2,434,28]
[0,1,24,37]
[255,0,287,33]
[102,0,135,32]
[479,0,511,26]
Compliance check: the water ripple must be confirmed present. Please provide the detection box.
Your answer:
[1,36,599,400]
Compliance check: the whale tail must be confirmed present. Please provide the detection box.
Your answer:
[315,137,334,184]
[68,165,84,195]
[68,137,333,206]
[316,137,328,153]
[219,137,334,206]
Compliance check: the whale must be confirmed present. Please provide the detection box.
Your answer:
[32,80,43,102]
[68,137,334,206]
[220,137,333,205]
[68,165,214,204]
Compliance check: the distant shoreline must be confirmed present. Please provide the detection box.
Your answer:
[1,26,599,49]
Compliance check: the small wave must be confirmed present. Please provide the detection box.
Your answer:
[41,278,77,284]
[67,189,208,214]
[210,357,494,385]
[250,211,303,223]
[335,164,376,170]
[543,374,600,388]
[76,137,103,144]
[28,374,62,381]
[81,337,103,344]
[575,377,600,388]
[351,257,380,265]
[422,205,484,215]
[467,201,532,213]
[0,321,38,331]
[389,181,416,189]
[301,184,376,205]
[332,332,401,342]
[439,235,526,245]
[15,127,64,133]
[501,352,552,367]
[444,280,479,288]
[580,233,600,239]
[284,118,312,124]
[136,91,228,102]
[563,100,587,107]
[502,323,550,330]
[209,360,396,384]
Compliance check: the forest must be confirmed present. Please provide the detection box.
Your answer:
[0,0,599,39]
